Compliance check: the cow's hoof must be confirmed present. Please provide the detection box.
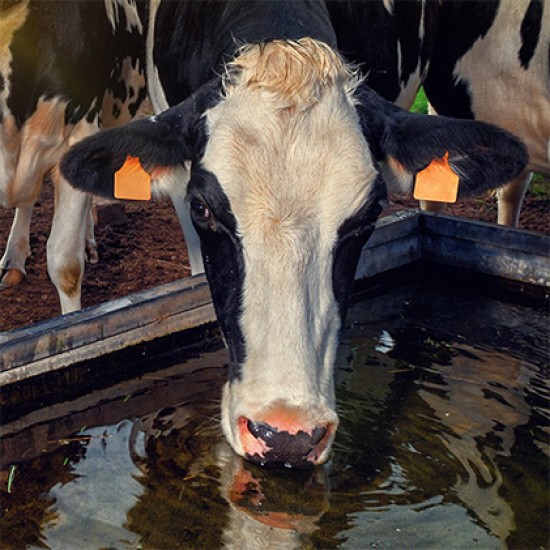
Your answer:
[0,268,25,288]
[85,246,99,265]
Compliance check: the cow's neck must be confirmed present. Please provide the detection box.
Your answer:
[151,0,336,105]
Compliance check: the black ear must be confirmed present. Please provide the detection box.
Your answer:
[61,78,221,199]
[355,83,528,199]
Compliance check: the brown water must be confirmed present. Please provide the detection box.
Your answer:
[1,275,548,549]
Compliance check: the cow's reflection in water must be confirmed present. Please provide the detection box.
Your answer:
[127,403,328,548]
[123,322,545,548]
[218,446,329,548]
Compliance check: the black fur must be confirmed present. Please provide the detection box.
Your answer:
[383,114,528,196]
[5,1,144,128]
[153,0,336,105]
[187,169,246,382]
[61,78,221,198]
[332,173,386,321]
[519,0,543,69]
[355,82,529,198]
[424,0,500,119]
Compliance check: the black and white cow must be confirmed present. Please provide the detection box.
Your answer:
[327,0,549,225]
[62,0,528,467]
[422,0,549,225]
[0,0,145,311]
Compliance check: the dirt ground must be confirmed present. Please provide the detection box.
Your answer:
[0,181,548,333]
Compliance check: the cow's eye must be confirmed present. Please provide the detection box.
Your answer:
[190,196,211,221]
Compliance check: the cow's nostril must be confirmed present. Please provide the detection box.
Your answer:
[310,426,327,446]
[243,418,329,468]
[247,419,276,441]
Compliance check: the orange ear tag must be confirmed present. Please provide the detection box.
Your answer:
[114,156,152,201]
[413,152,459,203]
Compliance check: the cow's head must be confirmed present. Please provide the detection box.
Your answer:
[61,38,527,468]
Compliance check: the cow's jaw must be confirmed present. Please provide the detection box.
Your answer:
[200,39,378,466]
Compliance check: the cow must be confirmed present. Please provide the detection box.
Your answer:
[0,0,146,312]
[61,0,528,468]
[421,0,549,225]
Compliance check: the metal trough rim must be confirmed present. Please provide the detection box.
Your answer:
[0,211,548,386]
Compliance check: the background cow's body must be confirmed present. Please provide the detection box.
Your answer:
[326,0,549,225]
[326,0,440,107]
[423,0,549,225]
[147,0,441,108]
[0,0,145,311]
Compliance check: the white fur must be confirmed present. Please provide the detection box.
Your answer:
[383,0,394,16]
[145,0,170,114]
[201,40,379,461]
[47,118,98,314]
[380,156,414,195]
[104,0,143,34]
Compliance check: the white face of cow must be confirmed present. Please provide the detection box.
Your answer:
[196,40,381,466]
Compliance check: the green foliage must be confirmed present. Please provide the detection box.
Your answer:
[529,173,550,198]
[410,87,428,114]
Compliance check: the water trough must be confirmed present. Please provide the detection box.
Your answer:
[1,210,548,387]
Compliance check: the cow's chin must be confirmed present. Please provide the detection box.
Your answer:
[220,382,338,468]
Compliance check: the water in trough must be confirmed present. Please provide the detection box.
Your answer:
[1,268,548,549]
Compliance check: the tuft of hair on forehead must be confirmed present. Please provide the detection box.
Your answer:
[222,37,362,111]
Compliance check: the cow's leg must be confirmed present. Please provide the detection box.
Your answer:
[46,116,99,314]
[146,23,203,275]
[169,194,204,276]
[496,170,531,227]
[85,205,99,264]
[47,166,90,314]
[0,203,34,288]
[166,164,204,275]
[419,199,447,215]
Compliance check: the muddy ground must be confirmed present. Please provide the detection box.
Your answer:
[1,182,548,333]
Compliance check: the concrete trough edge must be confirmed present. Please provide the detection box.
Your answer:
[419,213,550,287]
[356,209,422,279]
[421,213,549,256]
[0,275,216,383]
[0,304,216,387]
[0,210,548,386]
